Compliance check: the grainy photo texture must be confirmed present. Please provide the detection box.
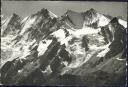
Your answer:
[0,1,127,86]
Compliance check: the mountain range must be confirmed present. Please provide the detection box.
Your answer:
[0,8,127,86]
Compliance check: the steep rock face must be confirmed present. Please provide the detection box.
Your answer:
[104,18,126,59]
[18,8,62,42]
[63,10,84,29]
[82,8,99,26]
[1,13,22,37]
[0,8,127,86]
[62,8,111,29]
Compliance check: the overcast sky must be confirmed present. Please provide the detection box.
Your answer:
[1,1,127,20]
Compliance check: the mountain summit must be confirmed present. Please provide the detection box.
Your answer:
[82,8,99,25]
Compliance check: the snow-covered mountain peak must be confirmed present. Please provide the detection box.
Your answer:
[30,8,58,19]
[19,9,58,36]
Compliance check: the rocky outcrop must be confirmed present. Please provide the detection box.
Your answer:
[100,17,126,59]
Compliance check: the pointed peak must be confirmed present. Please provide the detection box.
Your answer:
[31,8,49,17]
[109,17,119,24]
[85,8,97,14]
[38,8,48,14]
[11,13,19,18]
[83,8,98,18]
[9,13,21,21]
[12,13,17,16]
[40,8,48,12]
[89,8,96,11]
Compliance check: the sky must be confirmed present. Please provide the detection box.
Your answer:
[1,1,127,21]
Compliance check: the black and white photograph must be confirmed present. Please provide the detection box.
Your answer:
[0,0,127,86]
